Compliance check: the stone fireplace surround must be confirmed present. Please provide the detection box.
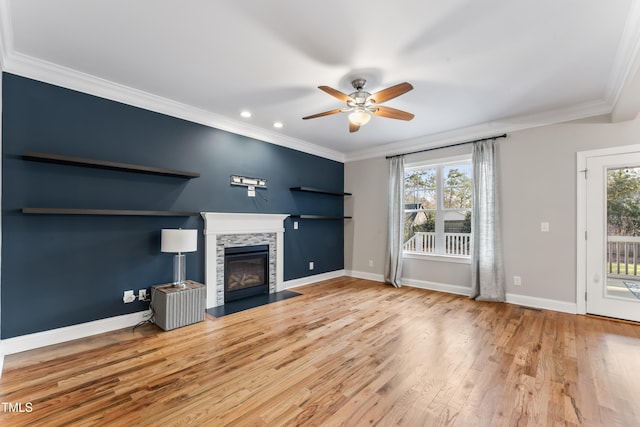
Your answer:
[201,213,289,308]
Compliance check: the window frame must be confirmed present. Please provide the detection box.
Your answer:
[403,154,473,263]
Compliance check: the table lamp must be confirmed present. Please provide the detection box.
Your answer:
[161,229,198,288]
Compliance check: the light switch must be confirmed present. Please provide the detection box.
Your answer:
[541,222,549,232]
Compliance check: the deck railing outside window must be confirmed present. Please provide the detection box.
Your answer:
[404,232,471,256]
[405,234,640,268]
[608,235,640,276]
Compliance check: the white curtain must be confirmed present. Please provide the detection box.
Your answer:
[471,140,505,301]
[385,156,405,288]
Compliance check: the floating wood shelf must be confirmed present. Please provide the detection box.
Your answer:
[290,215,352,219]
[289,187,352,196]
[22,151,200,179]
[22,208,200,217]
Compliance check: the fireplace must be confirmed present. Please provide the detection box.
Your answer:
[224,245,269,302]
[201,212,289,308]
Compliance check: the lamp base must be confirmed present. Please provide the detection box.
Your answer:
[173,253,187,288]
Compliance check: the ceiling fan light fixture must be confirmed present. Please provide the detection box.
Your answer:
[348,110,371,126]
[304,79,413,132]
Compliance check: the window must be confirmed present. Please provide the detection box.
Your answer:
[403,157,472,259]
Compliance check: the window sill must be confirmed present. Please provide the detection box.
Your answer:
[403,252,471,264]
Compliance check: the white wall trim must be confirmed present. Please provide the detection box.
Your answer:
[0,1,639,165]
[347,270,473,296]
[0,272,581,377]
[505,293,577,315]
[345,270,384,283]
[345,99,613,162]
[0,310,151,371]
[0,0,11,70]
[577,150,589,315]
[0,0,344,162]
[405,278,577,313]
[606,0,640,107]
[347,270,577,314]
[1,49,346,163]
[402,278,472,296]
[283,270,345,289]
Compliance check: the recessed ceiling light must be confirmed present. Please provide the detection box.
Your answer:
[240,111,252,118]
[273,122,283,128]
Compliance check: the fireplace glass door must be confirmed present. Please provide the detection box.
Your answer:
[224,245,269,302]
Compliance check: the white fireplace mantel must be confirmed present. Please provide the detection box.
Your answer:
[201,212,289,235]
[201,212,289,308]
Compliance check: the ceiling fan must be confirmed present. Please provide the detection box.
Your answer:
[302,78,415,133]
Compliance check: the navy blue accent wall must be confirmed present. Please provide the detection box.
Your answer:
[1,73,345,338]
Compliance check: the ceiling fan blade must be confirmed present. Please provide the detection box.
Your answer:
[302,109,345,120]
[369,82,413,104]
[349,122,360,133]
[318,86,353,103]
[372,106,415,121]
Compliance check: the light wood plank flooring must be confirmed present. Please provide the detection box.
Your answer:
[1,277,639,426]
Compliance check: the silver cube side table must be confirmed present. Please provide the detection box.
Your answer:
[151,280,206,331]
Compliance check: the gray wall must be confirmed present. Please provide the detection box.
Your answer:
[345,115,640,304]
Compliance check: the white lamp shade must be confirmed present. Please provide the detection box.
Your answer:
[161,229,198,253]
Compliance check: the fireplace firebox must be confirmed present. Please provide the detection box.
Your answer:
[224,245,269,302]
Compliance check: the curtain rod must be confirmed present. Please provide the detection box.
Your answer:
[385,134,507,159]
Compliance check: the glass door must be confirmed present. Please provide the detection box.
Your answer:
[586,152,640,321]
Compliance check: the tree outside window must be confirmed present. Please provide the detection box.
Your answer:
[607,167,640,276]
[608,167,640,236]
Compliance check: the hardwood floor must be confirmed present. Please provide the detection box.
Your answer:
[1,277,639,426]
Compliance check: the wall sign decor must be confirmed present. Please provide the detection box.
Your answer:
[230,175,267,197]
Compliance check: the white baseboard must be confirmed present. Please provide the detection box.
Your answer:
[401,278,472,296]
[0,272,349,370]
[283,270,346,289]
[347,270,577,314]
[505,293,577,314]
[346,270,471,295]
[345,270,385,283]
[0,310,151,359]
[403,278,577,313]
[0,276,578,378]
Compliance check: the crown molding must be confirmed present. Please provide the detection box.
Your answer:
[0,0,11,70]
[344,98,612,162]
[0,0,345,163]
[3,51,346,163]
[2,0,639,165]
[606,0,640,107]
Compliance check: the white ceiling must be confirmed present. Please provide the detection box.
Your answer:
[1,0,640,162]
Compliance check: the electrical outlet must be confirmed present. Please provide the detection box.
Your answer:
[368,260,374,267]
[123,290,136,303]
[540,222,550,232]
[513,276,522,286]
[309,261,314,270]
[138,289,147,301]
